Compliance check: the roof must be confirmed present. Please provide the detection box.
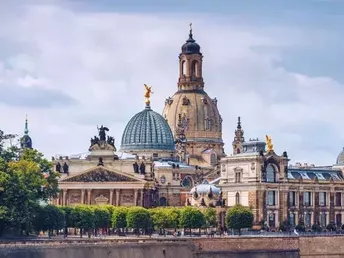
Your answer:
[120,105,175,152]
[154,160,193,169]
[288,167,344,181]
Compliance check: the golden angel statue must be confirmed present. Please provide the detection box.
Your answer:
[144,84,153,105]
[265,135,274,152]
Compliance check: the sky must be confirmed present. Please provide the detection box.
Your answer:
[0,0,344,165]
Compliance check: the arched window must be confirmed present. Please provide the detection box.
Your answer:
[266,164,276,182]
[235,192,240,204]
[191,60,198,77]
[210,153,216,166]
[182,60,187,75]
[181,176,193,189]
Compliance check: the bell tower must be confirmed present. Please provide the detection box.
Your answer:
[163,24,225,167]
[178,23,204,92]
[232,117,245,154]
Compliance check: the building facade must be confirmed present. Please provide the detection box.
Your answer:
[220,118,344,229]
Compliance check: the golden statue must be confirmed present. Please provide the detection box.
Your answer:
[144,84,153,106]
[265,135,274,152]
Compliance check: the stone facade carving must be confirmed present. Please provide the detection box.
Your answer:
[95,194,109,205]
[62,168,137,182]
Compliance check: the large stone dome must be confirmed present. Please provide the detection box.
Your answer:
[120,105,175,153]
[337,147,344,165]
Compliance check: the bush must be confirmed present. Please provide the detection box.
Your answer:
[279,220,292,232]
[312,223,322,232]
[226,205,253,235]
[126,207,150,235]
[179,207,205,231]
[326,222,336,231]
[112,207,127,233]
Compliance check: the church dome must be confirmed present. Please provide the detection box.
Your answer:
[337,147,344,164]
[181,32,201,55]
[163,92,223,145]
[120,105,175,152]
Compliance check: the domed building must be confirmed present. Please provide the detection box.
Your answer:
[186,181,224,208]
[120,102,175,159]
[163,25,224,167]
[336,147,344,165]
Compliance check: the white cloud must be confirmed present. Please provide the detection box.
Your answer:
[0,1,343,165]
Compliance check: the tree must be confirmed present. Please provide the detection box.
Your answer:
[60,206,73,237]
[226,204,253,235]
[93,206,110,236]
[179,207,205,236]
[126,207,150,236]
[34,205,65,237]
[0,160,45,234]
[204,207,217,228]
[71,205,95,238]
[112,207,127,234]
[0,133,60,236]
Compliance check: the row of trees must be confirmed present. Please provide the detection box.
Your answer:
[0,130,60,236]
[32,204,253,238]
[0,129,254,237]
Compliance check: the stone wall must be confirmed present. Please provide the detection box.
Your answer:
[3,236,344,258]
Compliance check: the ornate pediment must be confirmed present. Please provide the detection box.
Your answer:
[61,167,140,183]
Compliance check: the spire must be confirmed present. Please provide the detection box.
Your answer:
[24,114,29,135]
[237,116,241,130]
[187,22,195,42]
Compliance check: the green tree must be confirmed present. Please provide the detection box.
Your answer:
[179,207,205,236]
[226,204,253,235]
[34,205,65,237]
[204,207,217,228]
[112,207,127,235]
[0,160,45,235]
[126,207,150,236]
[60,206,73,237]
[71,205,95,238]
[93,206,110,236]
[0,132,60,236]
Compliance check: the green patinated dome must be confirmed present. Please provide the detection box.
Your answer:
[120,105,175,152]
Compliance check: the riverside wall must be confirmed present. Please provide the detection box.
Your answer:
[1,235,344,258]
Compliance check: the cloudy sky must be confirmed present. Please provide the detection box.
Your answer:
[1,0,344,165]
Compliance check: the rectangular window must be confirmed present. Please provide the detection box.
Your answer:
[320,213,327,228]
[289,192,296,207]
[269,213,275,228]
[235,172,241,183]
[336,192,342,206]
[289,213,295,226]
[268,191,276,206]
[304,192,311,206]
[319,192,326,206]
[304,213,312,228]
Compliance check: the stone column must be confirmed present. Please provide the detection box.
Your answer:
[116,189,120,206]
[63,189,67,206]
[134,190,138,206]
[56,192,60,205]
[87,189,92,205]
[140,190,144,206]
[109,189,114,205]
[81,189,85,204]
